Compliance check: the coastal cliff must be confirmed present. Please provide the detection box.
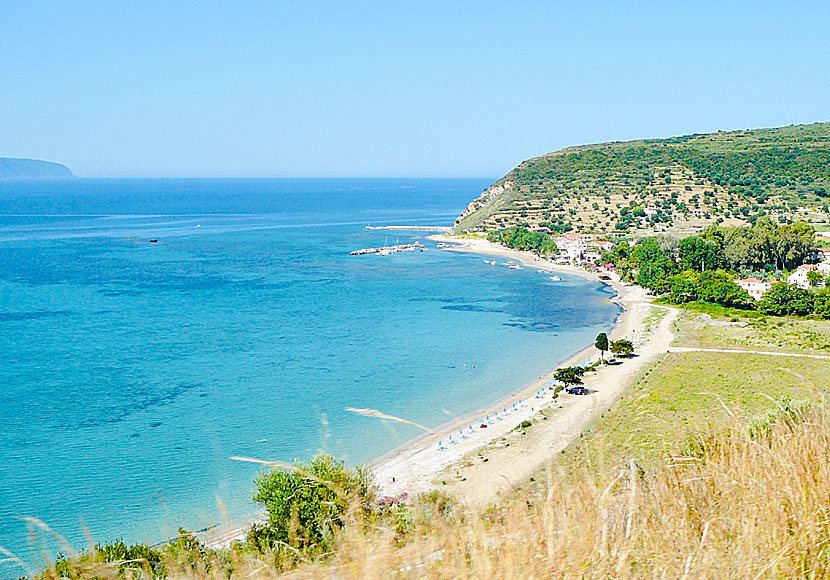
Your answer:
[454,179,515,231]
[0,157,75,179]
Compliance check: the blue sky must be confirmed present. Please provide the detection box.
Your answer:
[1,1,828,177]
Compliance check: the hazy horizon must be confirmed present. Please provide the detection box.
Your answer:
[2,1,829,178]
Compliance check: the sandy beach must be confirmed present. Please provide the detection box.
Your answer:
[369,235,676,505]
[205,235,675,545]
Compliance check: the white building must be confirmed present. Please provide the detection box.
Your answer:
[734,278,771,301]
[787,264,828,289]
[554,234,610,264]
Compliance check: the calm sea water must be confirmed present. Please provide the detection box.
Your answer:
[0,178,618,575]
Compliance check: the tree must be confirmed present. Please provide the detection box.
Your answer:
[610,339,634,357]
[678,235,724,272]
[806,270,824,287]
[696,270,755,309]
[668,271,700,304]
[758,283,814,316]
[632,238,675,291]
[595,332,609,360]
[813,287,830,319]
[553,366,586,385]
[252,454,375,552]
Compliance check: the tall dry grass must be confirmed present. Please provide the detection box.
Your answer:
[30,403,830,579]
[273,403,830,579]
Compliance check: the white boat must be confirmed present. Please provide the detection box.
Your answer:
[550,275,561,281]
[510,265,522,270]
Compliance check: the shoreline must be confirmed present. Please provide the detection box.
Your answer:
[369,235,647,501]
[203,235,660,546]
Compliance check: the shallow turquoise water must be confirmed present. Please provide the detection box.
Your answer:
[0,178,619,575]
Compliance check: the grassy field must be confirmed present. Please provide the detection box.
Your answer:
[561,351,827,470]
[673,308,830,354]
[558,308,830,473]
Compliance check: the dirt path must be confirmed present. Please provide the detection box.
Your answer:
[668,346,830,360]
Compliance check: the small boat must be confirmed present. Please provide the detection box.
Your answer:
[437,242,447,248]
[550,275,561,281]
[510,265,522,270]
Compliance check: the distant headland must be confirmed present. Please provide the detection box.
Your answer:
[0,157,75,179]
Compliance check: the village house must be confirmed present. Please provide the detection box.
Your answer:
[554,233,607,263]
[734,278,771,301]
[787,264,829,289]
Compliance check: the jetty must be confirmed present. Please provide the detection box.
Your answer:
[350,242,425,256]
[365,225,451,232]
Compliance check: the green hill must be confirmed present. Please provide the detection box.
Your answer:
[454,122,830,234]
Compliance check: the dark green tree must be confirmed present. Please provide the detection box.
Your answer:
[678,236,724,272]
[758,283,814,316]
[553,366,586,385]
[813,287,830,319]
[632,238,675,291]
[696,270,755,309]
[610,339,634,357]
[595,332,609,360]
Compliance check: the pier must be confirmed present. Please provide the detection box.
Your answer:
[350,242,425,256]
[364,225,451,232]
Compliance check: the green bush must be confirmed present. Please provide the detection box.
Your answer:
[758,283,814,316]
[251,454,375,553]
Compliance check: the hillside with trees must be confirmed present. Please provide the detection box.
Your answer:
[454,122,830,234]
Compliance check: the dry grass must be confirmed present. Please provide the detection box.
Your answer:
[255,405,830,579]
[38,403,830,580]
[674,310,830,355]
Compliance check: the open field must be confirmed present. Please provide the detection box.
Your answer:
[673,308,830,355]
[559,351,828,470]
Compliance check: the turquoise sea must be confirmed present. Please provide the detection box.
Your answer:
[0,178,619,576]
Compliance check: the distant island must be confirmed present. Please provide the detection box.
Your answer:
[0,157,75,179]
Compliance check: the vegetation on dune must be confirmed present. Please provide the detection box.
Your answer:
[248,454,374,555]
[456,122,830,233]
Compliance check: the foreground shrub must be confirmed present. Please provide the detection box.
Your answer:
[250,454,374,554]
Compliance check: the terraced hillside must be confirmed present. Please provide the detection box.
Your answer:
[455,122,830,234]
